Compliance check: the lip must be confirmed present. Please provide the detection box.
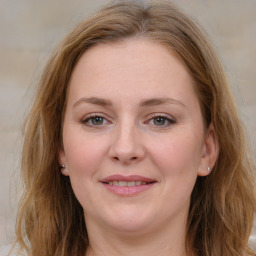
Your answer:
[100,174,157,196]
[100,174,156,183]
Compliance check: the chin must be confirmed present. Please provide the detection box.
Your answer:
[101,207,157,234]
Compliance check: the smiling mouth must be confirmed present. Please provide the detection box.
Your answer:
[103,181,155,186]
[100,175,157,196]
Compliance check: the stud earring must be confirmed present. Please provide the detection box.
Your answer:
[60,164,69,175]
[207,166,210,172]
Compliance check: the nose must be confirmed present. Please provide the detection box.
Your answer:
[108,122,145,164]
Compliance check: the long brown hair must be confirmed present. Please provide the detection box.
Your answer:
[13,1,256,255]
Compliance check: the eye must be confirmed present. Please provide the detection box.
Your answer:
[147,114,176,127]
[81,114,110,127]
[152,117,168,126]
[90,116,105,125]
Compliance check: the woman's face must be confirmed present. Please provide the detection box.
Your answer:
[60,39,215,235]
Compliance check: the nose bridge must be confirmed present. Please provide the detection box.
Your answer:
[109,116,144,163]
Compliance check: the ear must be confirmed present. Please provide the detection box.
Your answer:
[59,149,69,176]
[197,123,219,176]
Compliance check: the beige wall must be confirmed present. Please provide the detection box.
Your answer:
[0,0,255,247]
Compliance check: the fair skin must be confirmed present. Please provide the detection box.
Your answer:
[59,38,218,256]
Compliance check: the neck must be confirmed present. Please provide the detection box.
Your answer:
[85,219,193,256]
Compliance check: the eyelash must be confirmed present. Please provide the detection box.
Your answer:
[81,113,110,127]
[81,113,176,128]
[146,114,176,127]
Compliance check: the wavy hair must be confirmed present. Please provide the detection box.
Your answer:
[13,1,256,255]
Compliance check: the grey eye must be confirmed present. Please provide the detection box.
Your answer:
[91,117,104,125]
[153,117,167,126]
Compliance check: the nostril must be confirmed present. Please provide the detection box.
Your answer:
[112,156,138,162]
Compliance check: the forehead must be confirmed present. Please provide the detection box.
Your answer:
[67,38,198,106]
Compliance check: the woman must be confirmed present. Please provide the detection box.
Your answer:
[12,1,256,255]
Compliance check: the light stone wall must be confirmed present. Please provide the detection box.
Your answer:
[0,0,255,248]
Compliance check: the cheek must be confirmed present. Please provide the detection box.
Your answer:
[148,131,203,176]
[63,129,107,178]
[145,131,203,218]
[63,132,108,207]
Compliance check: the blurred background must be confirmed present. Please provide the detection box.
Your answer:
[0,0,255,248]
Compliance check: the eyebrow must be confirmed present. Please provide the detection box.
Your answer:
[73,97,112,108]
[139,98,185,107]
[73,97,185,108]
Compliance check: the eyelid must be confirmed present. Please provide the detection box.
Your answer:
[81,112,112,127]
[145,113,176,127]
[147,113,176,121]
[80,112,176,128]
